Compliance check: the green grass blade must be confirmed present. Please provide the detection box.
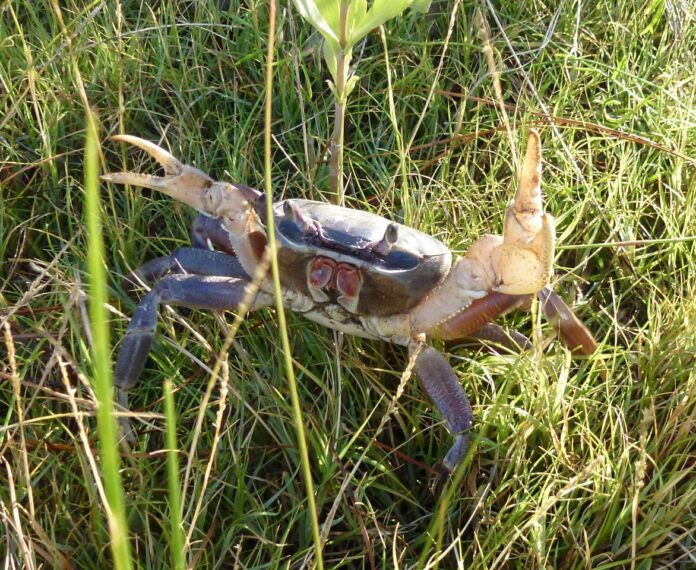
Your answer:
[84,113,133,570]
[163,379,185,570]
[264,2,324,568]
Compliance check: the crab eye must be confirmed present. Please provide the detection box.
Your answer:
[283,201,322,237]
[283,200,298,220]
[370,222,400,257]
[385,223,399,245]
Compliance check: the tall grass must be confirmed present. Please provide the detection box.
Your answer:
[83,113,133,570]
[1,1,695,568]
[264,2,324,568]
[163,379,185,570]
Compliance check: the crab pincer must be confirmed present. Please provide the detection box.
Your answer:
[102,135,214,204]
[494,130,556,295]
[102,135,268,278]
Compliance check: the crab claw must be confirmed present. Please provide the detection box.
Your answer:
[103,135,268,275]
[494,129,555,295]
[101,135,218,207]
[102,135,263,217]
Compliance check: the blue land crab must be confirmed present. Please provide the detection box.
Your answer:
[102,131,596,476]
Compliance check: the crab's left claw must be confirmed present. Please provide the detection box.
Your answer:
[494,130,555,295]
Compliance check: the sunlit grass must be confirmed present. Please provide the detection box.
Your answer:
[1,0,694,568]
[83,113,133,570]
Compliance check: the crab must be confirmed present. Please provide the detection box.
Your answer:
[101,130,597,477]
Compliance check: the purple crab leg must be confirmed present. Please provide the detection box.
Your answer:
[461,323,532,352]
[190,214,236,256]
[411,344,474,475]
[115,274,271,392]
[123,247,249,291]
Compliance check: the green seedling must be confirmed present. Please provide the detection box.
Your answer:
[292,0,431,202]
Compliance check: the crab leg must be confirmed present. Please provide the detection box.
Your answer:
[433,287,597,353]
[123,247,249,292]
[102,135,268,278]
[190,214,237,255]
[454,323,533,352]
[537,287,597,355]
[115,274,272,392]
[410,343,474,474]
[431,292,528,340]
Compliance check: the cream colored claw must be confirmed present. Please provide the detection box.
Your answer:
[494,130,555,295]
[102,135,268,276]
[101,135,220,214]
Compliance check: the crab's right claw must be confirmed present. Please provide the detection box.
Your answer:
[101,135,221,211]
[495,130,556,295]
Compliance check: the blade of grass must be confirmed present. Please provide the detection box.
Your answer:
[264,2,324,569]
[84,113,133,570]
[379,26,410,223]
[163,379,185,570]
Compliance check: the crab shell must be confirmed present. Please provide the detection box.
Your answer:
[273,199,452,317]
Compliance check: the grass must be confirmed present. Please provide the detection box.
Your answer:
[1,0,695,568]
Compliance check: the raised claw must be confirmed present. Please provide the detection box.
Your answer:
[512,129,544,234]
[495,129,555,295]
[101,135,217,211]
[103,135,268,276]
[102,135,188,183]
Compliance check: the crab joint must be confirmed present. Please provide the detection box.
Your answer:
[284,200,322,236]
